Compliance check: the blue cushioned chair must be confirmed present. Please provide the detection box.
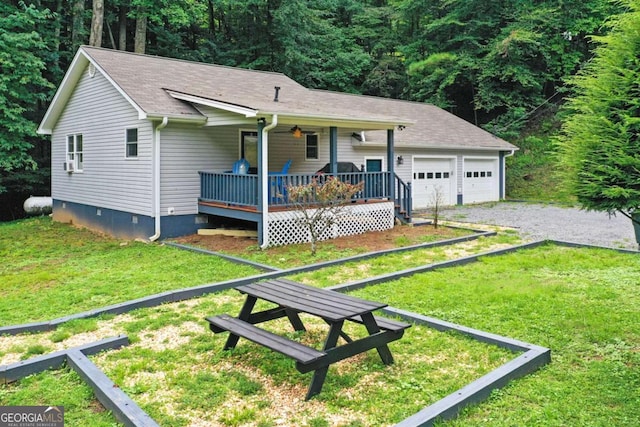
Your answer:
[268,160,292,202]
[232,158,250,174]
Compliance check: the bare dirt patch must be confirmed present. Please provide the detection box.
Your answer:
[172,223,462,255]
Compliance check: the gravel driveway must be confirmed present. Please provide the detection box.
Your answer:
[436,202,639,250]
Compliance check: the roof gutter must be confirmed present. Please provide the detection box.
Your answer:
[260,115,278,250]
[257,111,413,129]
[350,140,518,151]
[149,117,169,241]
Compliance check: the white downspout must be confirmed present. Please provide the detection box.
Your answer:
[260,115,278,249]
[149,117,169,241]
[502,150,515,200]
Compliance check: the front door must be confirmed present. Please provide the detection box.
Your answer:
[364,157,384,198]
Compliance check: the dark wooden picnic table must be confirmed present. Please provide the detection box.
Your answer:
[206,278,410,399]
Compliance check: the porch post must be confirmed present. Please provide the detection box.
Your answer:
[257,119,266,246]
[387,128,395,202]
[329,126,338,174]
[499,151,505,200]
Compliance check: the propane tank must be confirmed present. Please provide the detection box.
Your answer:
[23,196,53,216]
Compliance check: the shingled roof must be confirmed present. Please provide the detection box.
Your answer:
[39,46,517,151]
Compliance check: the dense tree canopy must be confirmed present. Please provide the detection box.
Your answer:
[556,0,640,224]
[0,3,52,176]
[0,2,53,208]
[0,0,626,218]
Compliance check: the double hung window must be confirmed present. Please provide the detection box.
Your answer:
[66,134,83,171]
[126,128,138,158]
[305,134,318,160]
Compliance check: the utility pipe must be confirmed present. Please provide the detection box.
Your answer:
[501,150,515,200]
[149,117,169,241]
[260,115,278,249]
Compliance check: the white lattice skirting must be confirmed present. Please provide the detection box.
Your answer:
[267,202,395,247]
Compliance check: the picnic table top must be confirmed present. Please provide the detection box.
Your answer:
[236,278,386,322]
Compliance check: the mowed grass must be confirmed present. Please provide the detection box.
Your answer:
[353,245,640,426]
[0,291,516,426]
[0,217,259,325]
[1,218,638,425]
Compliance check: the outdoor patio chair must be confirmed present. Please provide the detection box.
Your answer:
[269,159,292,202]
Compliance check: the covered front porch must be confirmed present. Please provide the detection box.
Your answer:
[171,89,414,246]
[197,168,411,247]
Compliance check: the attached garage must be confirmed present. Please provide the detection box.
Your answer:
[412,157,456,209]
[463,157,499,204]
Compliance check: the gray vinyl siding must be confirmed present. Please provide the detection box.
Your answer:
[264,129,502,197]
[267,131,330,174]
[160,124,239,215]
[51,66,153,215]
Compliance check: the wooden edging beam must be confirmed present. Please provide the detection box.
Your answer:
[327,240,549,293]
[164,242,279,272]
[0,335,129,384]
[381,309,551,427]
[394,349,551,427]
[67,350,160,427]
[2,238,632,426]
[0,229,493,337]
[0,335,159,427]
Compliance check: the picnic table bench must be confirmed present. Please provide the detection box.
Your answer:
[206,278,411,399]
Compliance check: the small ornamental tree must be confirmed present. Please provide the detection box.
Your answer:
[286,177,364,255]
[430,185,446,229]
[556,0,640,246]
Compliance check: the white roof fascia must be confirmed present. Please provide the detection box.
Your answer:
[357,140,518,151]
[37,49,87,134]
[38,47,147,134]
[145,114,208,125]
[167,90,258,118]
[268,112,413,130]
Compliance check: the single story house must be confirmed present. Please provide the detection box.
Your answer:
[38,46,517,246]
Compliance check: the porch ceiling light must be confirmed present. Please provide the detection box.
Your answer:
[292,126,303,138]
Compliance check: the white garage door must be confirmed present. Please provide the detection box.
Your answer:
[412,157,455,209]
[463,158,499,204]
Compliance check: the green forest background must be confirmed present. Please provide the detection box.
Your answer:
[0,0,624,220]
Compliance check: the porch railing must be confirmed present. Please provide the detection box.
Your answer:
[199,171,391,208]
[394,173,412,223]
[199,172,259,207]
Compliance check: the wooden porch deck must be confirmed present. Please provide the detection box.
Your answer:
[197,170,412,223]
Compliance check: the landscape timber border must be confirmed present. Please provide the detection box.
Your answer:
[2,239,636,426]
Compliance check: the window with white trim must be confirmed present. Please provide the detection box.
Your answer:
[305,134,318,160]
[126,128,138,158]
[66,134,83,171]
[240,131,258,166]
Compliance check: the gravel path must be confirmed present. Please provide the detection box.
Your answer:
[436,202,639,250]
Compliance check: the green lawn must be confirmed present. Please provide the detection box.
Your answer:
[0,217,259,325]
[1,218,638,426]
[353,245,640,426]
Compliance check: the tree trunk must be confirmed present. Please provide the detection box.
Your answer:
[72,0,85,50]
[207,0,215,35]
[106,19,117,49]
[89,0,104,47]
[632,212,640,249]
[118,5,127,50]
[52,0,62,68]
[134,11,147,53]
